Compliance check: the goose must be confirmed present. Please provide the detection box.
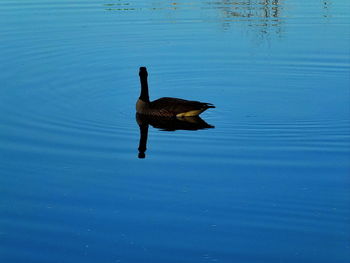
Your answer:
[136,67,215,117]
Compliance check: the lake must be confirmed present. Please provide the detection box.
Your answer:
[1,0,349,262]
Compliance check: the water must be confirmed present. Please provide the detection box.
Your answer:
[1,0,349,262]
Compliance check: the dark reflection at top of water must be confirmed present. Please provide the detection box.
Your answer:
[213,0,285,38]
[103,0,333,42]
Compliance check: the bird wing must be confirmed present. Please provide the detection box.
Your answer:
[150,97,215,115]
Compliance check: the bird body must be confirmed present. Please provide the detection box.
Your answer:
[136,97,214,117]
[136,67,215,117]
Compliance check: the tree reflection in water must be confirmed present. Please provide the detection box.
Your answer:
[104,1,332,42]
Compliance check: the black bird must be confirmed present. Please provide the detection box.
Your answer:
[136,67,215,117]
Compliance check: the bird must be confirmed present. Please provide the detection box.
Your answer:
[136,67,215,117]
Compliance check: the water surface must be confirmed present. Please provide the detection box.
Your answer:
[1,0,349,262]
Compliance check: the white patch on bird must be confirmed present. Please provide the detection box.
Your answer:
[176,110,204,117]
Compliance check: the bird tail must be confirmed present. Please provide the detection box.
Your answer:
[203,103,215,109]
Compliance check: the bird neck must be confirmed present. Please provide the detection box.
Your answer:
[139,75,150,103]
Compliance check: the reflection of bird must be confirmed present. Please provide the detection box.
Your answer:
[136,113,214,159]
[136,67,215,117]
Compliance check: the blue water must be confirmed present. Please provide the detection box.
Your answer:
[1,0,349,262]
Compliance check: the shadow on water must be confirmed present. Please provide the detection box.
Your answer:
[136,113,214,159]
